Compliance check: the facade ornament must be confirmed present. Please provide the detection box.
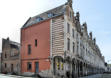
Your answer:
[83,22,87,31]
[67,0,73,8]
[75,12,80,21]
[93,38,96,44]
[89,32,92,40]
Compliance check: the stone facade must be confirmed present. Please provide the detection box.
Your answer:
[50,0,106,78]
[1,38,20,75]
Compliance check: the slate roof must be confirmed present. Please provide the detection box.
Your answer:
[22,4,66,29]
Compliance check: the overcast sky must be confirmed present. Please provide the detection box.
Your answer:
[0,0,111,63]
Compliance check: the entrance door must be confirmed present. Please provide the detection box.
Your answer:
[35,62,39,73]
[11,64,13,72]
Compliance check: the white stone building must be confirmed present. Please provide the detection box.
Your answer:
[49,0,106,78]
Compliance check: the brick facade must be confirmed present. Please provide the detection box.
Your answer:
[21,20,50,75]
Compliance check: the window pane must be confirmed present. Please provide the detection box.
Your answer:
[27,62,32,70]
[72,29,74,38]
[28,44,31,54]
[67,38,70,51]
[73,42,75,53]
[67,23,70,33]
[35,39,37,47]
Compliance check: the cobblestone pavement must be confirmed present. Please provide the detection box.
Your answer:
[80,74,111,78]
[0,74,35,78]
[1,74,111,78]
[101,74,111,78]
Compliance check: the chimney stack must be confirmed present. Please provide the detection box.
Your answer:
[89,32,92,40]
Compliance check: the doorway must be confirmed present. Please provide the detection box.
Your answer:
[11,64,13,72]
[35,62,39,74]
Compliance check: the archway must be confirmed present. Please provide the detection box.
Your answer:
[53,56,64,76]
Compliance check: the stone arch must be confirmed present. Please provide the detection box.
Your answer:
[53,56,64,75]
[72,58,77,78]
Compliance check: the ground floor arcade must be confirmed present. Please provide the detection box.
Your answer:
[52,56,105,78]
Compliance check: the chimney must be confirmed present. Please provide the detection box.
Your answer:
[83,22,87,31]
[67,0,73,8]
[76,12,80,21]
[7,37,9,41]
[93,38,96,44]
[89,32,92,40]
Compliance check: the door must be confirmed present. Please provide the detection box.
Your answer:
[35,62,39,73]
[11,64,13,72]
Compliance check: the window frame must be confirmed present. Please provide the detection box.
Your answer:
[67,23,70,33]
[35,39,37,47]
[27,62,32,70]
[72,29,74,38]
[73,42,75,53]
[67,38,70,51]
[28,44,31,54]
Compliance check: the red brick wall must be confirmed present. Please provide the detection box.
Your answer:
[21,20,50,73]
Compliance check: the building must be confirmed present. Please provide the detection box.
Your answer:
[0,53,1,73]
[21,0,106,77]
[1,38,20,75]
[21,11,51,75]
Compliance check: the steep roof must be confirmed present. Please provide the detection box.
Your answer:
[22,4,66,29]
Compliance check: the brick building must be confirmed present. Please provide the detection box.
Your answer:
[21,16,50,75]
[1,38,20,74]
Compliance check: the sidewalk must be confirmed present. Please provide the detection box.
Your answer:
[79,74,102,78]
[0,74,34,78]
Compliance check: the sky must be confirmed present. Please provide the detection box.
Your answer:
[0,0,111,63]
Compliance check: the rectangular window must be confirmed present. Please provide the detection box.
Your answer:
[70,11,72,19]
[77,45,79,53]
[67,38,70,51]
[72,29,74,38]
[35,39,37,47]
[67,23,70,33]
[28,44,31,54]
[5,63,7,68]
[73,42,75,53]
[5,53,7,58]
[27,62,32,70]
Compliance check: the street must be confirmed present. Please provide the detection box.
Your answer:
[0,74,111,78]
[0,74,34,78]
[80,74,111,78]
[101,74,111,78]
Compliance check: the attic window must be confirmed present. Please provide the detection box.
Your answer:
[36,17,43,22]
[48,13,55,18]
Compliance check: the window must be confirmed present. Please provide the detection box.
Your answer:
[69,11,72,19]
[67,38,70,51]
[36,17,43,22]
[72,29,74,38]
[35,39,37,47]
[5,63,7,68]
[27,62,32,70]
[5,53,7,58]
[28,44,31,54]
[77,45,79,53]
[67,23,70,33]
[48,13,54,18]
[73,42,75,53]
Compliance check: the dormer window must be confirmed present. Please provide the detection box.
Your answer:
[48,13,55,18]
[69,11,72,19]
[36,17,43,22]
